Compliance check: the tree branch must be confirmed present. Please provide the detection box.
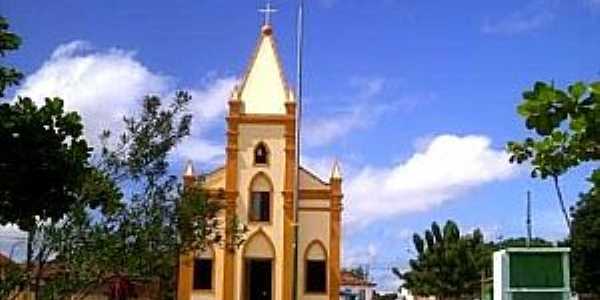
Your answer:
[552,175,572,232]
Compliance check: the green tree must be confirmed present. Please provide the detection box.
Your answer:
[495,237,553,249]
[35,93,241,300]
[0,97,120,300]
[0,16,23,97]
[570,187,600,295]
[0,16,232,300]
[393,221,493,300]
[0,16,120,300]
[0,97,96,297]
[507,80,600,295]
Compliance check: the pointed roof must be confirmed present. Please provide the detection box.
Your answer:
[238,25,292,114]
[331,160,342,179]
[184,160,195,177]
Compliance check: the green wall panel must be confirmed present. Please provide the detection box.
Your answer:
[509,253,564,288]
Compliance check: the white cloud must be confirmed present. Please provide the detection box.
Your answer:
[303,77,393,147]
[0,224,26,238]
[481,1,557,35]
[187,77,237,132]
[304,107,369,147]
[175,138,225,166]
[15,40,171,147]
[301,155,335,180]
[343,242,378,267]
[14,40,237,165]
[344,134,518,226]
[173,77,237,165]
[396,228,415,240]
[0,224,27,259]
[303,76,433,148]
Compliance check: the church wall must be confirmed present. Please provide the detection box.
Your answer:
[214,216,225,300]
[190,212,226,300]
[298,210,330,300]
[204,167,225,189]
[299,171,330,190]
[298,199,330,209]
[235,123,287,300]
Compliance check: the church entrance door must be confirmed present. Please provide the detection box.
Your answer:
[246,259,272,300]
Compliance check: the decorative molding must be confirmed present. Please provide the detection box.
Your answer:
[329,177,343,300]
[299,207,331,212]
[282,99,296,300]
[236,114,294,125]
[223,98,240,300]
[300,189,331,200]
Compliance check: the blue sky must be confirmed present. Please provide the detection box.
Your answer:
[2,0,600,291]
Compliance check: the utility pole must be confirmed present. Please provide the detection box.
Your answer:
[526,190,532,248]
[292,1,304,300]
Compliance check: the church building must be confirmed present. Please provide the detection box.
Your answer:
[177,18,343,300]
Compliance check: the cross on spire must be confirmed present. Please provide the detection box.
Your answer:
[259,1,277,26]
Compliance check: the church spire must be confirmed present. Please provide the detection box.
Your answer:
[237,3,292,115]
[184,160,195,177]
[331,160,342,180]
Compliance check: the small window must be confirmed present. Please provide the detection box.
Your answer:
[305,260,327,293]
[250,191,270,222]
[193,259,213,290]
[254,143,268,165]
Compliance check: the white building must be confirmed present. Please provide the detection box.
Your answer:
[339,271,376,300]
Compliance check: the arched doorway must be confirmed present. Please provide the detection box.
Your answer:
[243,229,276,300]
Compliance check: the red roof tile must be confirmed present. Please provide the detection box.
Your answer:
[340,271,376,287]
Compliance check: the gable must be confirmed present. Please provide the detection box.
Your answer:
[203,166,225,190]
[299,166,330,190]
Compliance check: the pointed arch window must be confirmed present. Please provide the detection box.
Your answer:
[254,142,269,165]
[249,173,272,222]
[193,248,214,291]
[305,241,328,294]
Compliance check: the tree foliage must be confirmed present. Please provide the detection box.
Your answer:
[0,16,23,97]
[393,221,493,300]
[571,187,600,295]
[495,237,553,249]
[0,17,124,300]
[507,80,600,295]
[32,93,239,300]
[0,98,92,231]
[0,16,239,300]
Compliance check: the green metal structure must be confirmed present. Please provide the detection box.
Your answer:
[493,248,570,300]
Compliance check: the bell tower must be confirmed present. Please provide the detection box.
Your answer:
[223,21,298,300]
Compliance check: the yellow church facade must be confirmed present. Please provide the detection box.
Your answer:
[178,23,343,300]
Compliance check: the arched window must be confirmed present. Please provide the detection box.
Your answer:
[254,142,269,165]
[193,248,214,291]
[249,173,272,222]
[304,240,327,294]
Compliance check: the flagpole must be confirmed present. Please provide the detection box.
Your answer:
[293,1,304,300]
